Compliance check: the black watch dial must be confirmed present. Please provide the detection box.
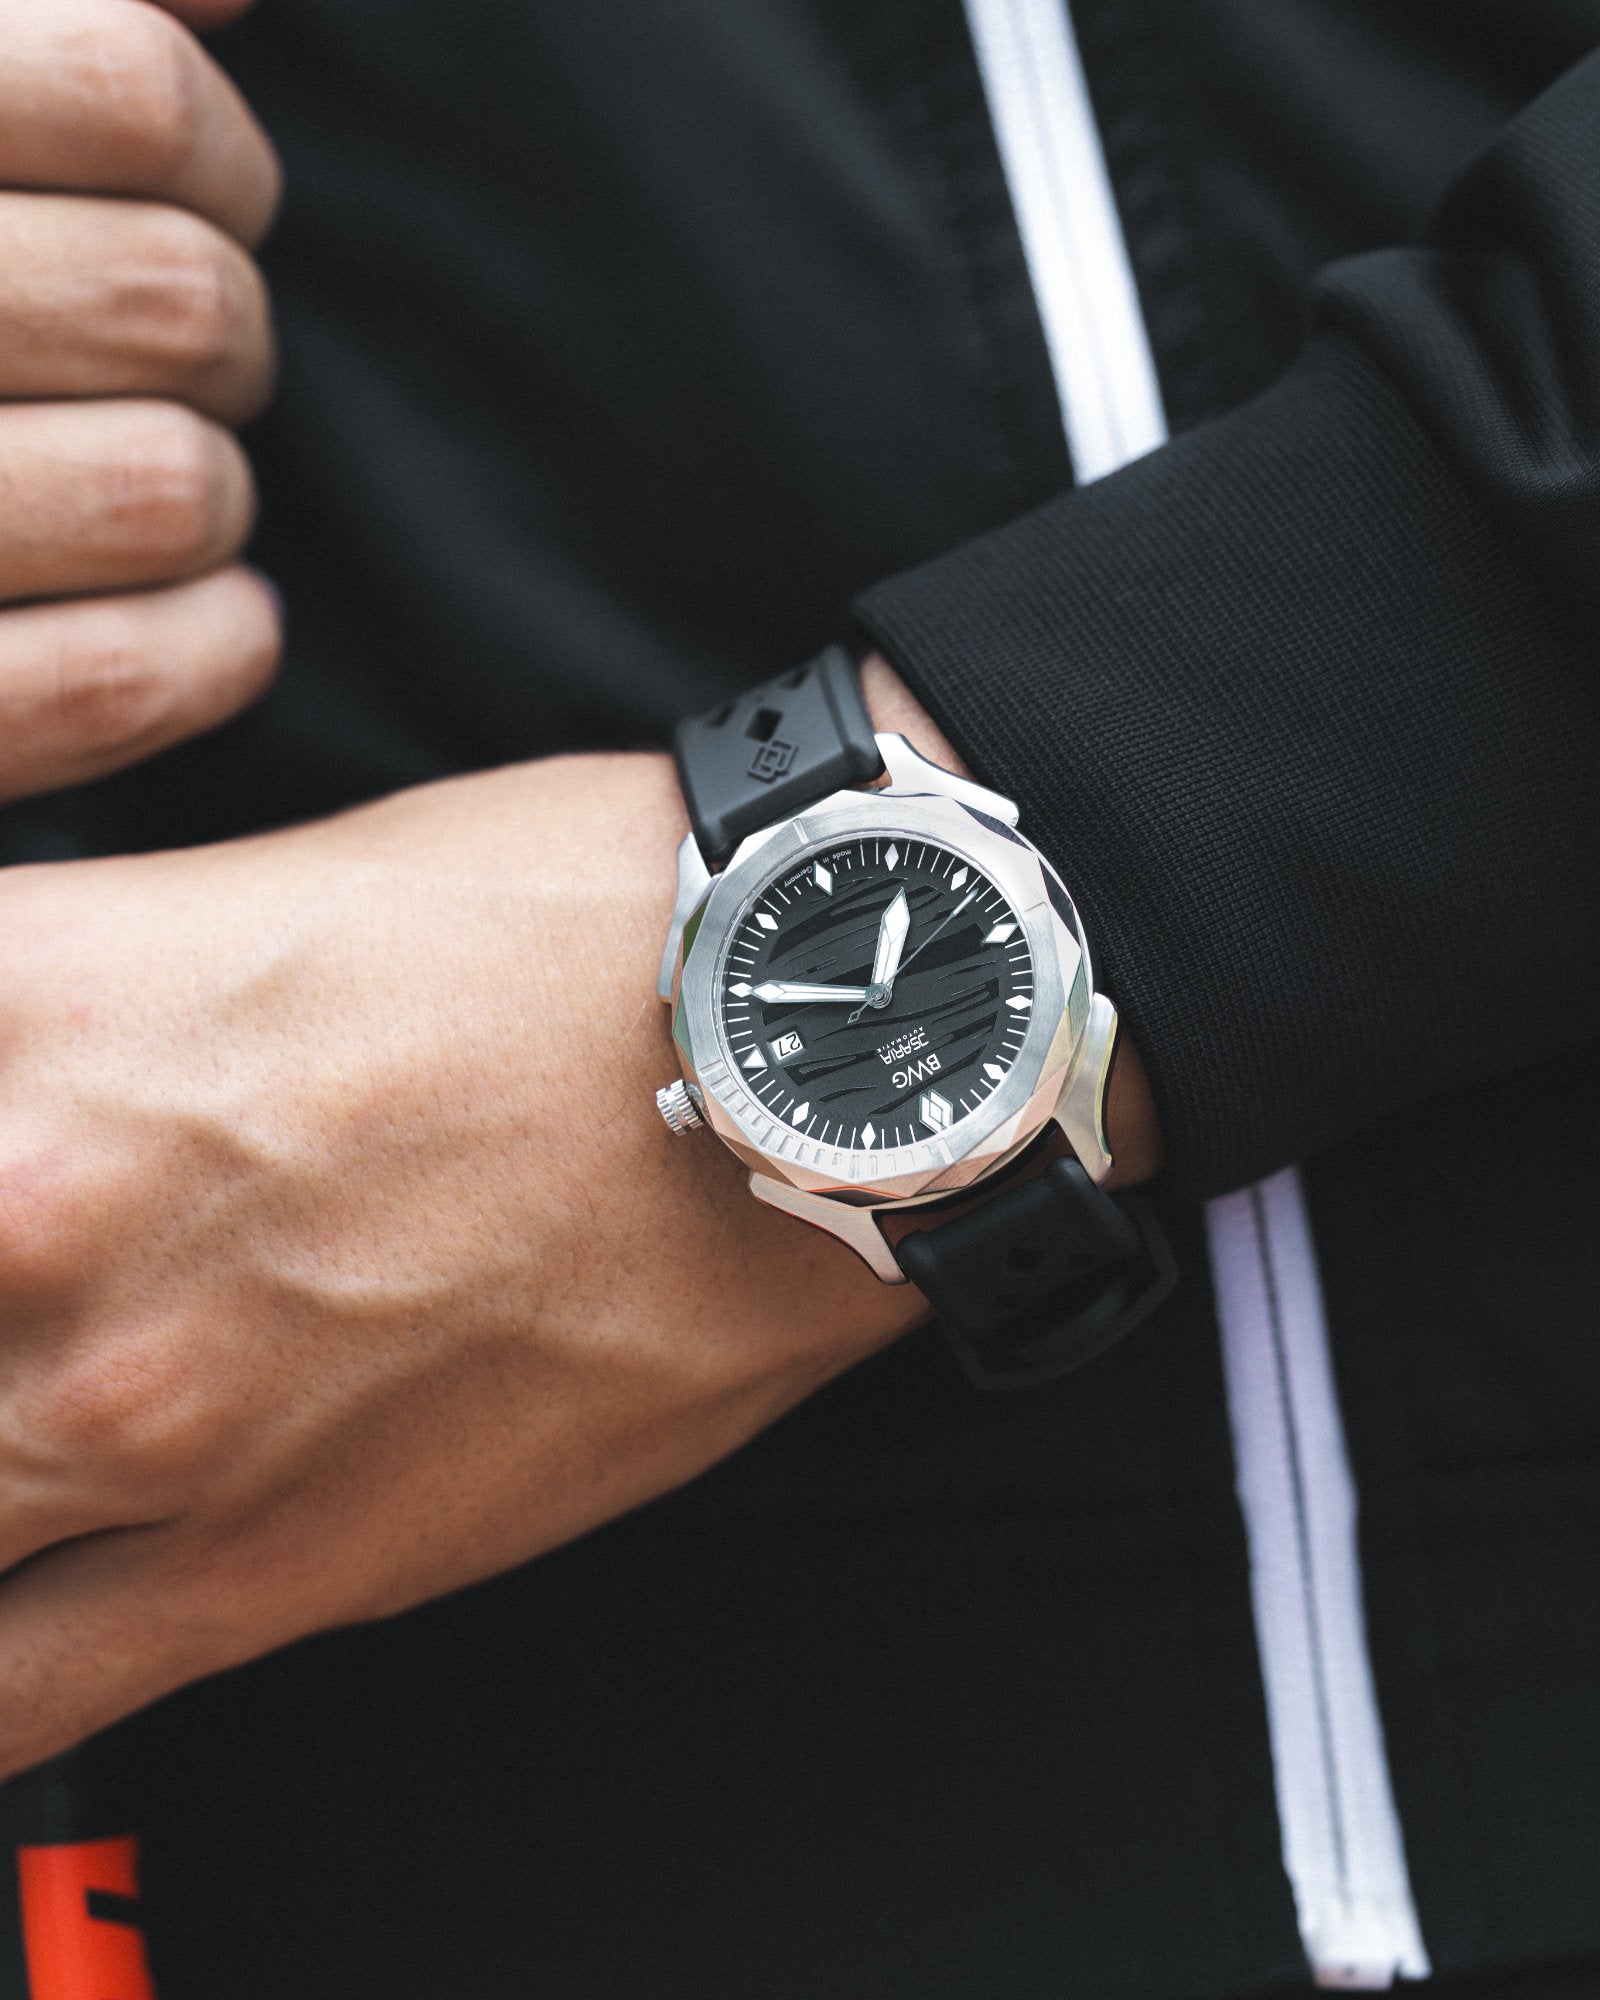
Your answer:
[719,836,1036,1152]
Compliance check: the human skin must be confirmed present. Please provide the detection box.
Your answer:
[0,674,1159,1779]
[0,0,281,804]
[0,0,1163,1780]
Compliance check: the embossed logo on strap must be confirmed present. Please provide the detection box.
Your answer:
[746,737,796,783]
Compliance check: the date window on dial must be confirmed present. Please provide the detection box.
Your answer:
[769,1031,805,1062]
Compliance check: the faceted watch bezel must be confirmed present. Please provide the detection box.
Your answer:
[670,787,1093,1207]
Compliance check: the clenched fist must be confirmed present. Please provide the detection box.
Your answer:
[0,0,280,803]
[0,755,923,1776]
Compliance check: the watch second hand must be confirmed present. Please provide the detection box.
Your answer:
[848,887,978,1024]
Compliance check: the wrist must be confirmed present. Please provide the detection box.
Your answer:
[859,651,1162,1190]
[860,650,970,776]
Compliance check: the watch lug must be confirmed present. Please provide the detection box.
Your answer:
[657,830,713,1000]
[1054,991,1118,1185]
[748,1173,907,1284]
[874,732,1020,827]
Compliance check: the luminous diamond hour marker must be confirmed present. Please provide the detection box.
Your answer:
[790,1102,810,1126]
[919,1090,953,1133]
[950,866,968,891]
[1006,993,1032,1011]
[984,921,1018,945]
[814,862,833,894]
[756,912,778,931]
[729,982,752,998]
[984,1062,1005,1082]
[741,1047,767,1071]
[860,1122,876,1149]
[885,843,899,870]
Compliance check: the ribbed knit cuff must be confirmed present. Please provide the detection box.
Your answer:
[855,337,1600,1199]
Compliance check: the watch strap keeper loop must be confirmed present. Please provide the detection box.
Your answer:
[895,1157,1176,1389]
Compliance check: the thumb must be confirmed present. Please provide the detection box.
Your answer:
[148,0,259,33]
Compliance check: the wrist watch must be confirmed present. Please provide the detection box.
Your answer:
[656,646,1173,1388]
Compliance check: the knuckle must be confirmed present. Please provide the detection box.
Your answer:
[103,403,247,567]
[23,1331,210,1491]
[88,4,200,191]
[50,608,170,755]
[0,1137,116,1300]
[128,211,258,382]
[0,1123,213,1495]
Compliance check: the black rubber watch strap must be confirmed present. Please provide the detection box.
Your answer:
[673,651,1176,1387]
[895,1158,1177,1389]
[674,644,884,864]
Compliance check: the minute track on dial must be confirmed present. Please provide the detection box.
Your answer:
[718,835,1035,1152]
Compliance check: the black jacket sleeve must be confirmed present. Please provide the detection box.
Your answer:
[853,50,1600,1202]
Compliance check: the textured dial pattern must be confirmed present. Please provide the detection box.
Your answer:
[718,837,1035,1151]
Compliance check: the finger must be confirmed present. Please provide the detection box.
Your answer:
[0,399,255,605]
[0,1497,134,1589]
[0,1526,219,1779]
[0,567,279,802]
[0,1506,339,1780]
[0,195,273,424]
[0,0,281,247]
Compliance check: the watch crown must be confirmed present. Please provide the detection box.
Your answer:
[656,1078,706,1135]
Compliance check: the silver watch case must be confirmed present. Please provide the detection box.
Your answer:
[658,734,1118,1281]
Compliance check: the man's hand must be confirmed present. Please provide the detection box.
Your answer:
[0,757,925,1778]
[0,0,280,804]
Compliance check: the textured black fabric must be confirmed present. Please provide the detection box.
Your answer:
[1303,1045,1600,1979]
[0,0,1071,864]
[5,1,1598,1994]
[858,49,1600,1200]
[1260,1961,1600,2000]
[1089,0,1600,428]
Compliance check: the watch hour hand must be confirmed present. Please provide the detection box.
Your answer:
[752,981,871,1005]
[870,888,910,990]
